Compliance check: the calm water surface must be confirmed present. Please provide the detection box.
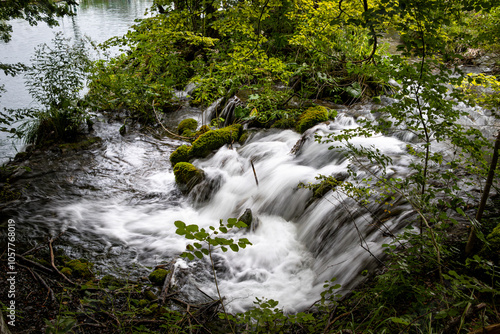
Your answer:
[0,0,153,163]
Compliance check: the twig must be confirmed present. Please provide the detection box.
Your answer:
[250,159,259,186]
[151,100,194,141]
[18,263,57,304]
[48,238,75,285]
[186,306,213,334]
[159,261,176,305]
[15,254,54,274]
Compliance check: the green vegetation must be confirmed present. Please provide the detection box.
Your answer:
[1,33,91,145]
[148,268,169,286]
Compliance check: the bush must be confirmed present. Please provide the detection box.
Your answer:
[296,106,329,133]
[177,118,198,135]
[170,145,192,165]
[190,124,242,158]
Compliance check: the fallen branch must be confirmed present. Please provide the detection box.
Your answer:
[251,159,259,186]
[18,264,57,304]
[48,238,75,285]
[15,254,54,274]
[152,100,194,141]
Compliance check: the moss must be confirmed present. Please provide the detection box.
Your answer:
[60,267,73,276]
[173,162,205,193]
[177,118,198,135]
[170,145,192,165]
[58,136,102,152]
[99,274,124,288]
[239,131,250,144]
[195,125,210,138]
[64,259,94,279]
[190,124,242,158]
[144,290,157,301]
[148,268,169,286]
[25,255,50,268]
[271,118,297,129]
[182,129,196,137]
[296,106,329,133]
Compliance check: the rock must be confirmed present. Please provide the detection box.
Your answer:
[170,145,192,165]
[148,268,169,286]
[238,208,259,231]
[296,106,329,133]
[173,162,205,193]
[119,124,126,136]
[177,118,198,136]
[190,124,242,158]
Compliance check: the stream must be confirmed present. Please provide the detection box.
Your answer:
[1,0,498,315]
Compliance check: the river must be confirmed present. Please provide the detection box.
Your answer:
[0,0,154,164]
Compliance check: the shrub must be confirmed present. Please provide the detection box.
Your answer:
[190,124,242,158]
[296,106,329,133]
[170,145,192,165]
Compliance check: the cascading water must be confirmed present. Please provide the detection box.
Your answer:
[5,95,496,313]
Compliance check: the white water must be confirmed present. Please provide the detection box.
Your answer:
[51,112,418,313]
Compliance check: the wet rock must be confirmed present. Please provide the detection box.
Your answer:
[190,124,242,158]
[296,106,329,133]
[148,268,169,286]
[177,118,198,136]
[238,208,259,231]
[170,144,192,165]
[173,162,205,194]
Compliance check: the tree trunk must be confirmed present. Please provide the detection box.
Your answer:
[465,130,500,256]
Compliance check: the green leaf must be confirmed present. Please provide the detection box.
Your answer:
[186,224,199,232]
[194,251,203,259]
[174,221,186,228]
[230,244,239,252]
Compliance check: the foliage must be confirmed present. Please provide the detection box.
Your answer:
[1,33,91,144]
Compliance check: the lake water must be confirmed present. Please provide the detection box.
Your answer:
[0,0,154,164]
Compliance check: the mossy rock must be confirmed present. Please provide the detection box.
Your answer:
[296,106,329,133]
[182,129,196,138]
[190,124,242,158]
[144,290,157,301]
[64,259,93,279]
[60,267,73,276]
[177,118,198,135]
[173,162,205,193]
[271,118,297,129]
[170,145,192,165]
[195,125,210,138]
[148,268,169,286]
[239,131,250,144]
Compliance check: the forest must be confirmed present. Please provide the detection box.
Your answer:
[1,0,500,332]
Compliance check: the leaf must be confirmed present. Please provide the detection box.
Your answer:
[174,221,186,228]
[230,244,239,252]
[186,224,199,232]
[194,251,203,259]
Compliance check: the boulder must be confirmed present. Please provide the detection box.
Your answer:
[170,145,192,165]
[190,124,242,158]
[296,106,329,133]
[173,162,205,193]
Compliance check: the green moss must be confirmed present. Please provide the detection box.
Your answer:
[271,118,297,129]
[296,106,329,133]
[195,125,210,138]
[173,162,205,193]
[170,145,192,165]
[182,129,196,137]
[177,118,198,135]
[144,290,157,301]
[58,136,102,152]
[148,268,169,286]
[99,274,124,288]
[190,124,242,158]
[239,131,250,144]
[64,259,94,279]
[60,267,73,276]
